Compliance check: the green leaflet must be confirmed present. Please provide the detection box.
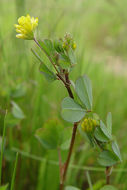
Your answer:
[11,101,25,119]
[65,186,80,190]
[39,63,56,82]
[100,120,112,140]
[98,150,119,167]
[35,119,72,150]
[31,48,56,82]
[112,140,122,162]
[75,75,92,110]
[94,127,109,143]
[59,54,71,69]
[68,48,76,65]
[100,185,118,190]
[106,112,112,135]
[61,97,86,123]
[38,39,54,56]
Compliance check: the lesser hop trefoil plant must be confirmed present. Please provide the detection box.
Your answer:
[15,15,122,190]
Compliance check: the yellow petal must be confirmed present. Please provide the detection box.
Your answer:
[16,34,25,39]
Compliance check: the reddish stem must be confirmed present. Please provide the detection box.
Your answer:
[60,123,78,190]
[106,166,110,185]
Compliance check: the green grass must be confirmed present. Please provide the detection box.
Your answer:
[0,0,127,189]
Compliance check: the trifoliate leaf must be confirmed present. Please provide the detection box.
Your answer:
[35,119,64,149]
[31,48,56,82]
[35,119,72,150]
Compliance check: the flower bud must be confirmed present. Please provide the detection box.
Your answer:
[62,33,76,51]
[81,118,98,133]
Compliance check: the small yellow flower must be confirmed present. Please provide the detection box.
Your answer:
[72,42,76,50]
[14,14,38,40]
[81,118,98,133]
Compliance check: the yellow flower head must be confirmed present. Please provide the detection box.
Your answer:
[81,118,98,133]
[14,14,38,40]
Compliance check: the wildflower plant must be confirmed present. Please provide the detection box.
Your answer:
[15,15,122,190]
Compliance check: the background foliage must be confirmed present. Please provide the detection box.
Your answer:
[0,0,127,189]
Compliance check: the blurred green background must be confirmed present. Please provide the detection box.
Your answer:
[0,0,127,189]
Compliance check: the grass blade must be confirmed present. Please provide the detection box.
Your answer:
[86,171,93,190]
[10,152,19,190]
[0,111,7,185]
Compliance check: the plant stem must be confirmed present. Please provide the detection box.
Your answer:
[60,122,78,190]
[34,38,77,189]
[58,73,78,189]
[34,38,73,96]
[65,73,74,99]
[106,166,110,185]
